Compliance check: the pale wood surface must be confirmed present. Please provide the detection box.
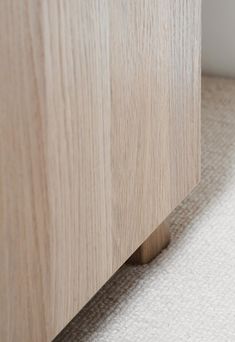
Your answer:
[0,1,201,341]
[129,222,170,265]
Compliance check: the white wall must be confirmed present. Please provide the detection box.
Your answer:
[202,0,235,78]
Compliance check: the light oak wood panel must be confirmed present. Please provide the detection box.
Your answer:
[109,0,201,269]
[42,1,113,335]
[0,1,201,341]
[0,1,50,341]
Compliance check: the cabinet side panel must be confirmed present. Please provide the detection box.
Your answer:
[168,0,201,206]
[109,0,201,269]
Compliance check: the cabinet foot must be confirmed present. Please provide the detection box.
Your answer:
[129,222,170,264]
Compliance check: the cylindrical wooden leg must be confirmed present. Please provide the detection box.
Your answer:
[129,222,170,264]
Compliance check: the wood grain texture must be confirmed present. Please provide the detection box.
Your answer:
[0,1,201,341]
[129,222,170,265]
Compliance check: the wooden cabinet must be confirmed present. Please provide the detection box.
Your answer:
[0,1,201,341]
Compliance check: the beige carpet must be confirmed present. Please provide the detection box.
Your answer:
[55,76,235,342]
